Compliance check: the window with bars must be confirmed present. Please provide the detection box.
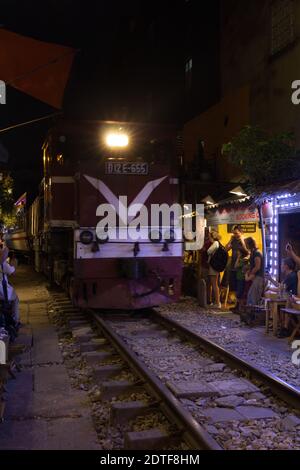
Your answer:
[271,0,295,56]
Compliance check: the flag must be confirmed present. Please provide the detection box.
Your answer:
[0,29,76,109]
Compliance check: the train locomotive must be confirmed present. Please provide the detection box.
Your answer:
[6,120,183,310]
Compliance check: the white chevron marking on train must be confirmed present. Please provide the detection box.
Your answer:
[84,174,168,223]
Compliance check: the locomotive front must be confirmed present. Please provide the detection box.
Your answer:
[44,121,183,310]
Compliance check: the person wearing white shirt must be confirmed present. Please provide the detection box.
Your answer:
[0,246,20,325]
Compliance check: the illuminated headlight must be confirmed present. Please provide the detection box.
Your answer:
[106,133,129,148]
[164,229,176,243]
[149,229,162,243]
[80,230,94,245]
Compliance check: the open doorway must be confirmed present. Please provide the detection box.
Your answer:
[279,212,300,280]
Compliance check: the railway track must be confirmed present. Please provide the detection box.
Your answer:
[151,310,300,410]
[49,293,300,450]
[49,293,221,450]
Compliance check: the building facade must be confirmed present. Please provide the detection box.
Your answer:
[184,0,300,195]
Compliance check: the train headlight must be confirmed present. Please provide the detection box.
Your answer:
[164,229,176,243]
[80,230,94,245]
[149,229,162,243]
[106,132,129,148]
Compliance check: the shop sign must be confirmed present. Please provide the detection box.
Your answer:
[227,223,257,234]
[207,207,259,226]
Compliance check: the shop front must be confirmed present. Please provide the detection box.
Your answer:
[259,182,300,281]
[206,202,263,252]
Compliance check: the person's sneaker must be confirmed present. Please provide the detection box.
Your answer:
[213,303,222,309]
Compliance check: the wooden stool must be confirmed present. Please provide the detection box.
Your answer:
[280,308,300,344]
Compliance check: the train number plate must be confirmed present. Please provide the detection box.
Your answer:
[105,162,148,175]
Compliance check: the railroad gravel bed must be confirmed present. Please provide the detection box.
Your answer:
[49,301,188,450]
[107,316,300,450]
[156,298,300,390]
[49,304,124,450]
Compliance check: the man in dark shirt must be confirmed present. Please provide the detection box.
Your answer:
[225,226,247,299]
[284,259,298,295]
[280,258,297,337]
[267,258,298,295]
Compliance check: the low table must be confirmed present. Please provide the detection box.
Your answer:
[280,308,300,344]
[264,298,287,336]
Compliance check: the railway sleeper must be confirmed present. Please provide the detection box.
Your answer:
[81,350,117,365]
[69,320,89,328]
[110,401,152,425]
[74,333,97,343]
[65,310,85,316]
[93,364,124,381]
[100,380,145,400]
[80,338,108,353]
[52,301,74,308]
[124,428,181,451]
[130,327,170,339]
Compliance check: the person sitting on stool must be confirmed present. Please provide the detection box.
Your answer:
[0,246,20,328]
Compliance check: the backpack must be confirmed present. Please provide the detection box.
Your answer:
[209,244,228,273]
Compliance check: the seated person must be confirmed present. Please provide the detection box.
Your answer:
[0,246,20,328]
[267,258,298,337]
[286,243,300,268]
[266,258,298,296]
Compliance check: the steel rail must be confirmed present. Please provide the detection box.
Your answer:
[151,310,300,409]
[90,311,222,451]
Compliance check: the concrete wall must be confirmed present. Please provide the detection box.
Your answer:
[184,0,300,187]
[183,86,250,182]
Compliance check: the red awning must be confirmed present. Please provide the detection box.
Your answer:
[0,29,76,109]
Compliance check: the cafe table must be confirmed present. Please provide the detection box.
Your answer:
[264,297,287,336]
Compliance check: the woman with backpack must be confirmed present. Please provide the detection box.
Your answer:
[207,230,222,309]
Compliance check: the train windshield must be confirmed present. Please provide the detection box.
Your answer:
[47,121,179,171]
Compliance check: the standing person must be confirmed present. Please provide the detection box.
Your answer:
[0,246,20,327]
[198,228,212,303]
[245,237,264,306]
[226,226,247,303]
[207,230,222,309]
[234,246,250,313]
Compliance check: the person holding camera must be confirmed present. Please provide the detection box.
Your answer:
[286,243,300,296]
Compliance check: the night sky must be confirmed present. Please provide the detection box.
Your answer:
[0,0,216,198]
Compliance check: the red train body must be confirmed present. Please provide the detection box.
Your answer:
[6,120,183,310]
